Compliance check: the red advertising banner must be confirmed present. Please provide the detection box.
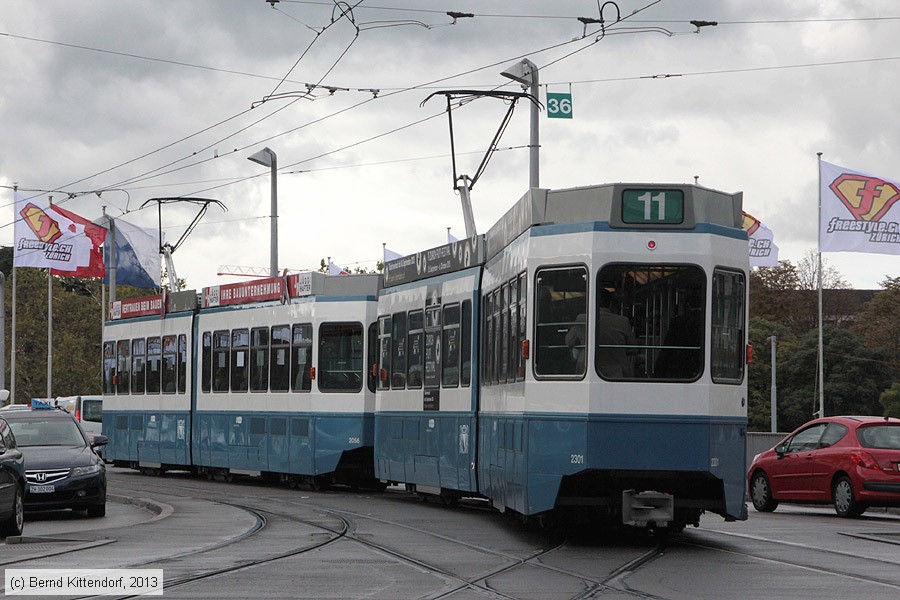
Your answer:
[110,295,164,320]
[202,277,285,308]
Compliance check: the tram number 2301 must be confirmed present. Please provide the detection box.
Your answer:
[570,454,585,465]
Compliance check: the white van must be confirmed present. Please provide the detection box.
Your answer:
[54,395,103,441]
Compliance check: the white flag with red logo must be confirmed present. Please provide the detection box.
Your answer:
[819,161,900,255]
[741,212,779,267]
[13,193,107,276]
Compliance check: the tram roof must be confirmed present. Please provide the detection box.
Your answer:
[485,183,744,261]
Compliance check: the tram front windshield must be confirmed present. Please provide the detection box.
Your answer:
[596,264,706,382]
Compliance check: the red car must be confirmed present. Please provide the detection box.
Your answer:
[748,416,900,518]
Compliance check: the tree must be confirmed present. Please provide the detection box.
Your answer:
[776,326,892,431]
[747,316,794,432]
[851,276,900,382]
[880,383,900,418]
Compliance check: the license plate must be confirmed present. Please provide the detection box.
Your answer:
[30,485,55,493]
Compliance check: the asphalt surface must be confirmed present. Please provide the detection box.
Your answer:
[1,468,898,600]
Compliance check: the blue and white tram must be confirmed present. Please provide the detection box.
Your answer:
[376,183,749,528]
[374,242,483,500]
[103,272,384,488]
[193,273,381,487]
[102,292,196,472]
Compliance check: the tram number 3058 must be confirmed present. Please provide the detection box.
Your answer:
[571,454,585,465]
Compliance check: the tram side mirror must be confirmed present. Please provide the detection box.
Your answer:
[0,389,9,406]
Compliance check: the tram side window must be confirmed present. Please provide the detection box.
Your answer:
[162,335,177,394]
[391,312,407,389]
[130,339,145,394]
[231,329,249,392]
[500,284,509,383]
[291,324,313,392]
[270,325,290,392]
[377,316,391,391]
[482,292,494,385]
[517,272,527,381]
[213,330,230,392]
[595,264,705,381]
[103,341,116,394]
[423,306,441,389]
[116,340,131,394]
[491,289,501,383]
[535,267,587,377]
[442,304,460,387]
[367,322,377,393]
[201,331,212,393]
[250,327,269,392]
[178,334,187,393]
[318,323,363,392]
[461,300,472,387]
[507,278,518,382]
[711,269,745,383]
[407,310,424,389]
[146,336,162,394]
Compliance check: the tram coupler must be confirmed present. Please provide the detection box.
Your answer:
[621,490,674,528]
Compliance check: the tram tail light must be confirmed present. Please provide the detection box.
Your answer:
[746,344,753,364]
[380,368,388,382]
[310,367,316,380]
[521,339,530,360]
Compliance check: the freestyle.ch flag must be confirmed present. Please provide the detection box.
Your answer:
[103,218,161,289]
[383,246,403,262]
[819,161,900,255]
[13,192,106,277]
[742,212,779,267]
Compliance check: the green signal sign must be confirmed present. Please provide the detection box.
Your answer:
[547,92,573,119]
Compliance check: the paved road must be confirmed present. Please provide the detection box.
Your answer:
[1,467,898,599]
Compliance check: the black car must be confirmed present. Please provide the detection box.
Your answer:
[2,403,108,517]
[0,414,25,536]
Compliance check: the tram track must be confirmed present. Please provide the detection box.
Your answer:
[110,471,670,599]
[20,470,900,599]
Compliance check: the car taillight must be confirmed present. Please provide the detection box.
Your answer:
[75,409,81,421]
[850,451,882,470]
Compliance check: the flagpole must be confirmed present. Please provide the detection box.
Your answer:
[47,268,53,402]
[817,152,825,418]
[10,185,17,404]
[10,267,15,404]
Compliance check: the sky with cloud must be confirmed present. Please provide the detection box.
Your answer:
[1,0,897,289]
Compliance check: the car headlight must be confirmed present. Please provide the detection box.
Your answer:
[71,464,102,477]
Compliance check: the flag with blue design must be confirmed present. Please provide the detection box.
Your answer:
[103,218,161,289]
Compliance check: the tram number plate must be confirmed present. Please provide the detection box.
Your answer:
[30,485,55,493]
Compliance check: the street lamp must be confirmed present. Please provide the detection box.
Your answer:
[501,58,540,189]
[248,147,278,277]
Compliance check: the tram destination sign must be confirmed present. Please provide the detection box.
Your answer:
[383,236,485,287]
[621,189,684,225]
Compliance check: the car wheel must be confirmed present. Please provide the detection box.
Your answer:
[86,503,106,518]
[750,471,778,512]
[0,485,24,537]
[833,475,865,518]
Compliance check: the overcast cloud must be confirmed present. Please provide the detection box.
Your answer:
[1,0,897,289]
